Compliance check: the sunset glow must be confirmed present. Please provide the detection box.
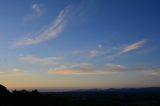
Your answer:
[0,0,160,91]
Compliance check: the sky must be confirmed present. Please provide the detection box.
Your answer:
[0,0,160,91]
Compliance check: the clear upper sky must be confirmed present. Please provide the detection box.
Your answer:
[0,0,160,91]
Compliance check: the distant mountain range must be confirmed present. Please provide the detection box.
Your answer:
[41,87,160,96]
[70,87,160,93]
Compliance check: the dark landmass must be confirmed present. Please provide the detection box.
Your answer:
[0,84,160,106]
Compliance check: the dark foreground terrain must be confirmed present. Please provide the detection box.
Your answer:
[0,84,160,106]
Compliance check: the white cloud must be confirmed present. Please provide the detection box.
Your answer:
[48,68,118,75]
[48,63,91,74]
[47,56,63,60]
[0,68,28,76]
[147,71,160,76]
[101,40,147,59]
[72,50,83,54]
[19,55,60,65]
[105,63,125,69]
[71,40,147,61]
[48,63,124,75]
[15,6,70,47]
[70,63,93,71]
[48,69,82,75]
[144,68,160,76]
[48,67,160,75]
[32,3,44,15]
[89,44,103,57]
[89,50,99,57]
[23,3,45,21]
[52,63,93,71]
[88,40,146,59]
[98,44,102,49]
[48,62,160,75]
[119,39,146,54]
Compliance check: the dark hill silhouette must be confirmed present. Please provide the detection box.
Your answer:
[0,84,10,96]
[0,84,160,106]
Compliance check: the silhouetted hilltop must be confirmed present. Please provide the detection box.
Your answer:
[0,84,160,106]
[0,84,10,96]
[0,84,71,106]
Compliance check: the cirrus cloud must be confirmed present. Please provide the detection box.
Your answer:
[14,6,71,47]
[48,63,124,75]
[32,3,44,15]
[119,39,147,54]
[0,68,28,76]
[18,55,61,65]
[23,3,45,21]
[48,63,160,75]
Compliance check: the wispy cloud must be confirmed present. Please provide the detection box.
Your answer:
[0,68,28,76]
[18,55,60,65]
[48,63,95,75]
[73,40,147,60]
[48,63,124,75]
[89,50,99,57]
[98,44,102,49]
[15,6,70,47]
[48,62,160,75]
[105,63,125,69]
[101,39,147,59]
[119,39,146,54]
[32,3,44,15]
[24,3,45,21]
[72,50,83,54]
[89,44,103,57]
[147,71,160,76]
[144,68,160,76]
[48,69,82,75]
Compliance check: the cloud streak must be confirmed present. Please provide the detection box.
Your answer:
[32,3,44,15]
[15,6,70,47]
[19,55,60,65]
[23,3,45,21]
[89,44,104,57]
[105,63,125,69]
[144,68,160,76]
[48,63,124,75]
[0,68,28,76]
[119,39,146,54]
[48,63,160,75]
[73,40,147,60]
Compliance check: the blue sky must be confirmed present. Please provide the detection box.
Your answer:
[0,0,160,91]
